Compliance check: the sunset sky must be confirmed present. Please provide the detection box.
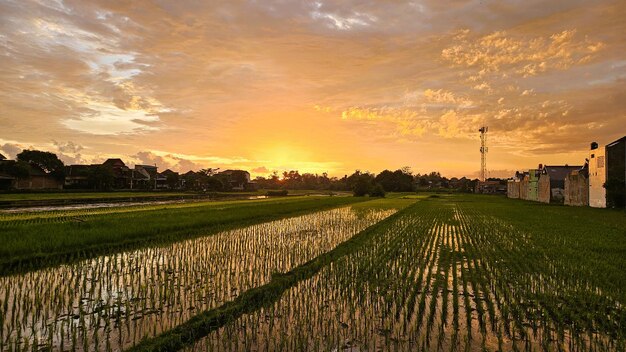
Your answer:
[1,0,625,178]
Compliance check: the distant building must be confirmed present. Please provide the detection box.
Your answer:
[475,180,506,194]
[522,169,540,201]
[158,169,181,190]
[538,165,582,204]
[0,153,6,161]
[506,171,525,199]
[564,167,589,206]
[0,157,63,190]
[606,136,626,208]
[133,165,158,189]
[13,164,63,190]
[589,142,606,208]
[217,169,256,191]
[102,158,132,189]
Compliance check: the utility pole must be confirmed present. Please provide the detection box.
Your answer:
[479,126,488,182]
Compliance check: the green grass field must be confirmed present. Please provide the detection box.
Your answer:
[0,194,624,351]
[0,195,368,274]
[0,189,347,203]
[0,191,189,201]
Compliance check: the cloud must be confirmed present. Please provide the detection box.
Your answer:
[252,166,270,174]
[52,140,84,154]
[0,143,23,159]
[0,0,623,177]
[437,110,462,139]
[422,89,473,108]
[133,151,170,168]
[442,29,604,77]
[341,106,429,137]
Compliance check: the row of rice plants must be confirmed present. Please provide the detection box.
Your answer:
[0,196,365,275]
[0,206,396,351]
[0,196,321,226]
[187,198,625,351]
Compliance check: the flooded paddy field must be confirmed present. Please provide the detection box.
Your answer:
[0,205,397,351]
[0,196,365,275]
[187,196,626,352]
[1,194,624,352]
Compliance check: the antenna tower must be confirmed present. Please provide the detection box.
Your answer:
[479,126,488,182]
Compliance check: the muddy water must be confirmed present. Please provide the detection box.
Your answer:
[0,206,395,352]
[190,202,623,352]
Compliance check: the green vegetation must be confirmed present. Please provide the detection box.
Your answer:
[1,200,409,351]
[142,195,625,351]
[128,200,414,352]
[0,196,365,274]
[0,191,187,202]
[1,194,625,351]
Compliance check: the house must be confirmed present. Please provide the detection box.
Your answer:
[0,156,14,190]
[518,172,529,200]
[132,165,158,189]
[102,158,132,189]
[564,167,589,206]
[217,169,256,191]
[506,171,525,199]
[538,165,582,204]
[606,136,626,208]
[588,142,606,208]
[158,169,181,189]
[475,180,506,194]
[0,158,62,190]
[521,169,540,201]
[13,163,63,190]
[64,164,95,188]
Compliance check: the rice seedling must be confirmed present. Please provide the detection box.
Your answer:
[0,196,365,274]
[187,196,626,352]
[0,204,397,351]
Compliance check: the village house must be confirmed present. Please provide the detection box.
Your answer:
[506,171,526,199]
[506,136,625,208]
[475,180,506,194]
[158,169,182,190]
[521,169,540,201]
[64,164,93,189]
[564,167,589,206]
[217,169,256,191]
[537,165,582,204]
[0,156,63,190]
[606,136,626,208]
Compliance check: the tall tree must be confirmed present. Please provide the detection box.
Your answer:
[16,150,65,180]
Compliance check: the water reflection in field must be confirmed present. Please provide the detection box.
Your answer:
[0,206,394,351]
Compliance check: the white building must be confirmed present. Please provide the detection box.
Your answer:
[589,142,606,208]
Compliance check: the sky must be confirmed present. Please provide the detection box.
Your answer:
[1,0,625,178]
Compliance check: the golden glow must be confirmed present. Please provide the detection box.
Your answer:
[1,1,624,178]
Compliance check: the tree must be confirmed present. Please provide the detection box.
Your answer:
[348,170,374,196]
[375,169,414,192]
[16,150,65,180]
[205,176,224,191]
[369,183,386,197]
[166,173,180,189]
[352,178,371,196]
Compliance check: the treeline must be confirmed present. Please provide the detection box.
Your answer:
[254,169,478,196]
[0,149,481,196]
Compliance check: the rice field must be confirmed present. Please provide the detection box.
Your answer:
[1,194,625,352]
[0,205,397,351]
[186,196,626,352]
